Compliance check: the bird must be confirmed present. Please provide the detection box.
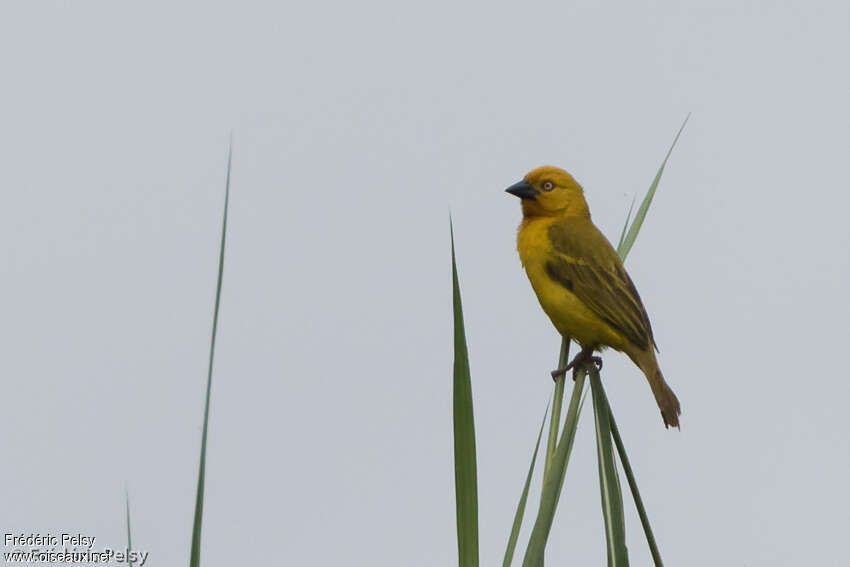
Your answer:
[506,165,681,429]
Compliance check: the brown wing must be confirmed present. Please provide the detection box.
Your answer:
[545,219,657,351]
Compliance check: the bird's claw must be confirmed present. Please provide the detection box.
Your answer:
[550,352,602,382]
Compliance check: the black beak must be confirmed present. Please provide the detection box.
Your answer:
[505,180,536,200]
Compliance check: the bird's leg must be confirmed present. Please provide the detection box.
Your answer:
[551,345,603,381]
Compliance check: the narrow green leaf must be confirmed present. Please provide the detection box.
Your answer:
[553,368,586,505]
[609,408,664,567]
[522,372,586,567]
[607,118,688,562]
[590,368,629,567]
[543,337,570,477]
[190,138,232,567]
[125,487,135,567]
[450,219,479,567]
[503,404,549,567]
[578,378,591,415]
[618,114,689,260]
[616,196,636,252]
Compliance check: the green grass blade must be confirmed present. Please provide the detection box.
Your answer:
[609,409,664,567]
[590,369,629,567]
[553,368,587,505]
[543,338,570,476]
[189,139,232,567]
[607,118,688,563]
[618,114,689,260]
[125,487,135,567]
[503,405,549,567]
[522,372,586,567]
[616,196,636,252]
[450,219,479,567]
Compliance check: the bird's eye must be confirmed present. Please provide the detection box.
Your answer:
[541,181,554,191]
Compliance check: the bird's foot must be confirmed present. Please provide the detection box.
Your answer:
[550,347,602,382]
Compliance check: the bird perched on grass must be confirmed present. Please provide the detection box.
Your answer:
[506,165,681,429]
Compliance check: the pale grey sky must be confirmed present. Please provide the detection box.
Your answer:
[2,1,849,565]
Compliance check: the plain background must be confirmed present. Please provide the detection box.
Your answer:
[2,1,849,565]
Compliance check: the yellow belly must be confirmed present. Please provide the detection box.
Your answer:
[517,217,628,351]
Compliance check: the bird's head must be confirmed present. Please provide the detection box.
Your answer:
[506,165,590,218]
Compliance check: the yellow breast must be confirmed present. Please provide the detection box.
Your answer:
[516,217,628,350]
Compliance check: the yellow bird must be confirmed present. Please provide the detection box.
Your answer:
[506,165,681,429]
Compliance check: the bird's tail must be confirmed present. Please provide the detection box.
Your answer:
[632,350,681,429]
